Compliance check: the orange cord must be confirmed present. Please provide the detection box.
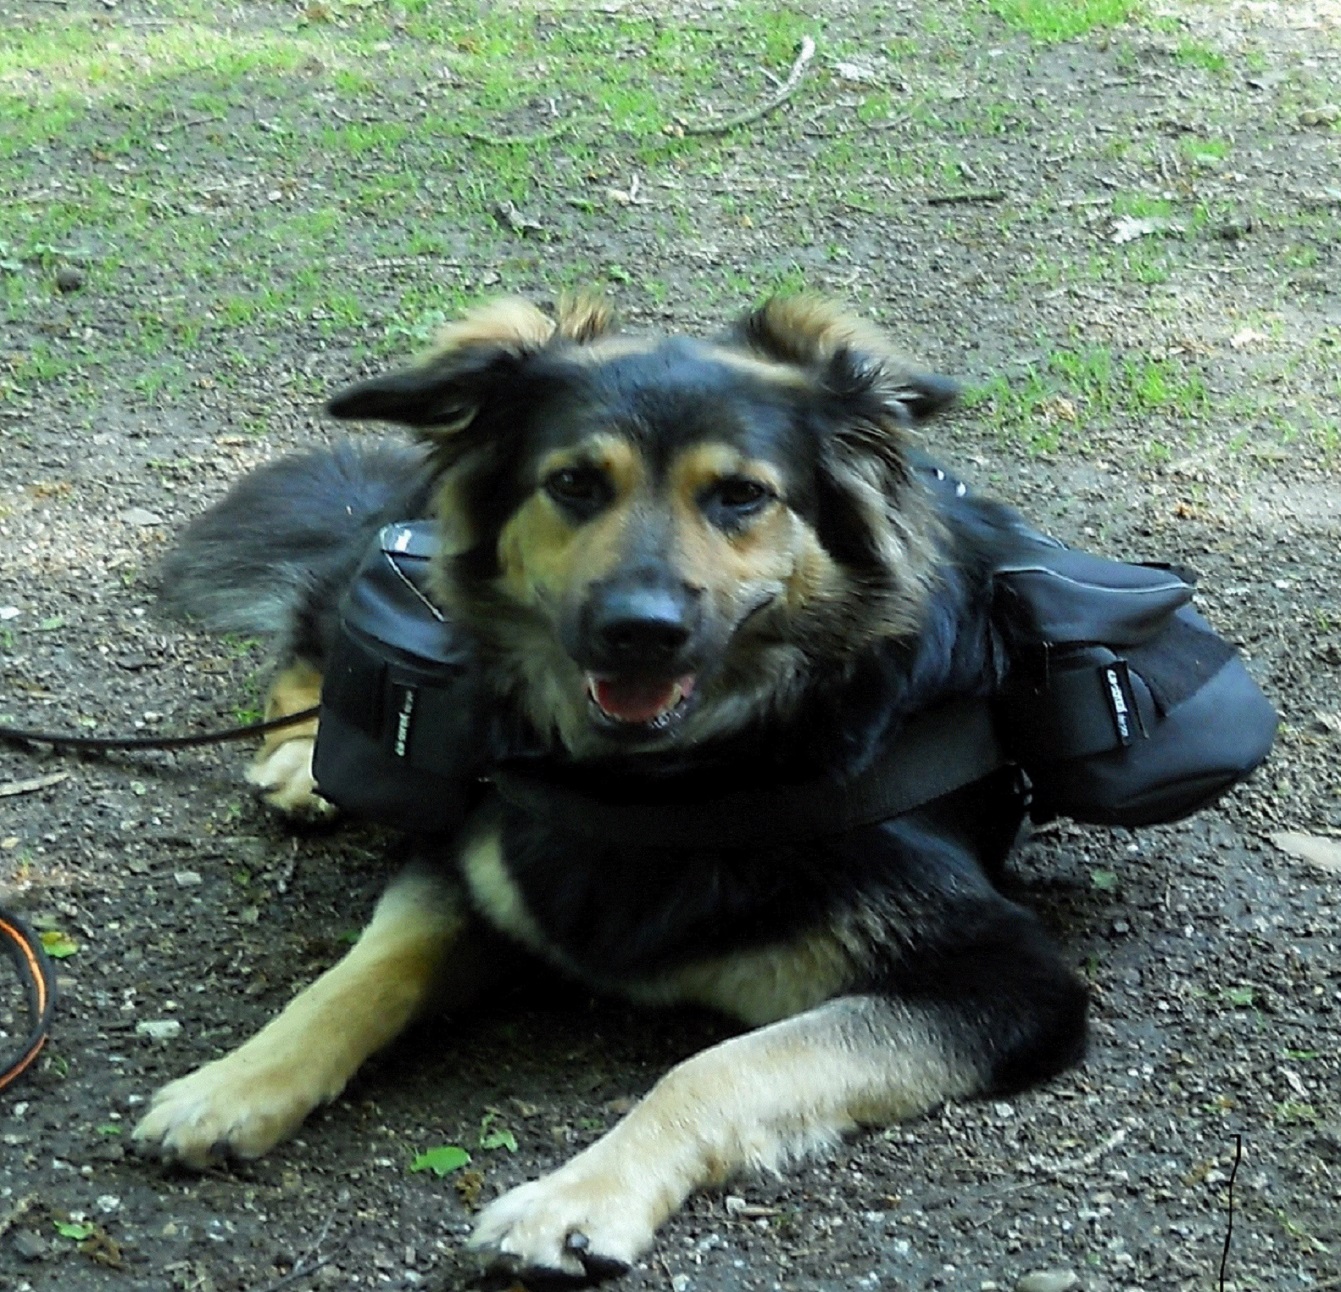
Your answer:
[0,911,55,1091]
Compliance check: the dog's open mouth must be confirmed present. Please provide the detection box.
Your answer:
[586,673,697,731]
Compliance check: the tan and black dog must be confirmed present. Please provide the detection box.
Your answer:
[133,295,1087,1281]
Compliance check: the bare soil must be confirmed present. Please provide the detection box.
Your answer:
[1,2,1339,1290]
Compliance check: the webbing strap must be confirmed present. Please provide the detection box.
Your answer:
[490,697,1008,849]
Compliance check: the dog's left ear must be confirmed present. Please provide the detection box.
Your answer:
[736,294,959,426]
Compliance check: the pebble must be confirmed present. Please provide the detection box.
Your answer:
[121,507,166,527]
[1015,1272,1080,1292]
[136,1018,183,1040]
[11,1230,47,1261]
[55,265,84,293]
[1299,104,1339,126]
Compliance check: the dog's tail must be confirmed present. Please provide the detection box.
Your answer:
[159,441,434,642]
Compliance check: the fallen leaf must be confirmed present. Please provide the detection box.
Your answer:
[409,1144,472,1176]
[1271,832,1341,875]
[39,929,79,959]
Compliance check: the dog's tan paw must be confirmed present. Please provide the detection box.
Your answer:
[246,737,337,820]
[132,1052,331,1169]
[468,1160,656,1281]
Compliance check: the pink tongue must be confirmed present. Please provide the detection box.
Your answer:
[591,676,690,724]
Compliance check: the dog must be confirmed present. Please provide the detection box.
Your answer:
[131,293,1088,1282]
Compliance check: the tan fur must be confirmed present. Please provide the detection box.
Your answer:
[623,929,859,1028]
[458,821,554,956]
[247,659,333,818]
[668,442,786,503]
[746,293,906,368]
[496,443,644,610]
[132,870,479,1167]
[469,995,973,1276]
[667,446,804,601]
[707,342,815,387]
[428,296,556,359]
[555,289,615,343]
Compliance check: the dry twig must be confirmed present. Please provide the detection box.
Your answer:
[0,771,71,798]
[678,36,816,137]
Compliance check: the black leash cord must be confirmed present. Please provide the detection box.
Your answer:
[0,706,321,752]
[0,908,56,1092]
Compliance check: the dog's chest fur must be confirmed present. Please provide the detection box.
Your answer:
[456,806,867,1027]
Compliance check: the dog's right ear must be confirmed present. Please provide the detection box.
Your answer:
[327,292,617,433]
[326,297,560,432]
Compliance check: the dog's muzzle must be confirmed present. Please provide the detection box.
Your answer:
[573,578,703,731]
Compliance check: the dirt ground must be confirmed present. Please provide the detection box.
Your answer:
[1,1,1339,1289]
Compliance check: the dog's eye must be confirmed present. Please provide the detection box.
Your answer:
[544,466,610,515]
[706,476,772,516]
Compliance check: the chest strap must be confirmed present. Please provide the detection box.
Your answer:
[489,696,1008,850]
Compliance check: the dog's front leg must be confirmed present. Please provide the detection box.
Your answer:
[245,658,334,819]
[133,867,492,1168]
[468,993,982,1280]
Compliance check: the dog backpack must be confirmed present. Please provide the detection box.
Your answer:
[311,523,484,834]
[311,515,1277,836]
[989,533,1277,826]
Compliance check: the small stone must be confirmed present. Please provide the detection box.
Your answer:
[1300,104,1339,126]
[12,1229,47,1261]
[1016,1271,1080,1292]
[121,507,165,527]
[173,870,203,887]
[136,1018,183,1041]
[55,265,85,293]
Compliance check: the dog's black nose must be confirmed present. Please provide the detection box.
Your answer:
[588,584,696,665]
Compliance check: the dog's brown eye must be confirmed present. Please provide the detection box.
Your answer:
[712,477,771,511]
[544,466,610,515]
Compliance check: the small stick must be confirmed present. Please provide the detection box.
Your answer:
[252,1210,339,1291]
[0,771,71,798]
[463,118,575,147]
[249,1254,335,1292]
[679,36,816,137]
[1218,1134,1242,1292]
[925,189,1006,206]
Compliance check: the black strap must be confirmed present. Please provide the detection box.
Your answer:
[491,697,1008,849]
[0,707,321,752]
[0,908,56,1092]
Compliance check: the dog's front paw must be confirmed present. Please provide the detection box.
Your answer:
[247,736,337,820]
[132,1051,330,1169]
[468,1159,658,1283]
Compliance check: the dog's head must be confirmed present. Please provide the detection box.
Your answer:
[328,293,956,757]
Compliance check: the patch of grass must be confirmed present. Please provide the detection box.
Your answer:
[987,0,1136,43]
[1173,41,1229,74]
[966,343,1209,453]
[1180,136,1230,167]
